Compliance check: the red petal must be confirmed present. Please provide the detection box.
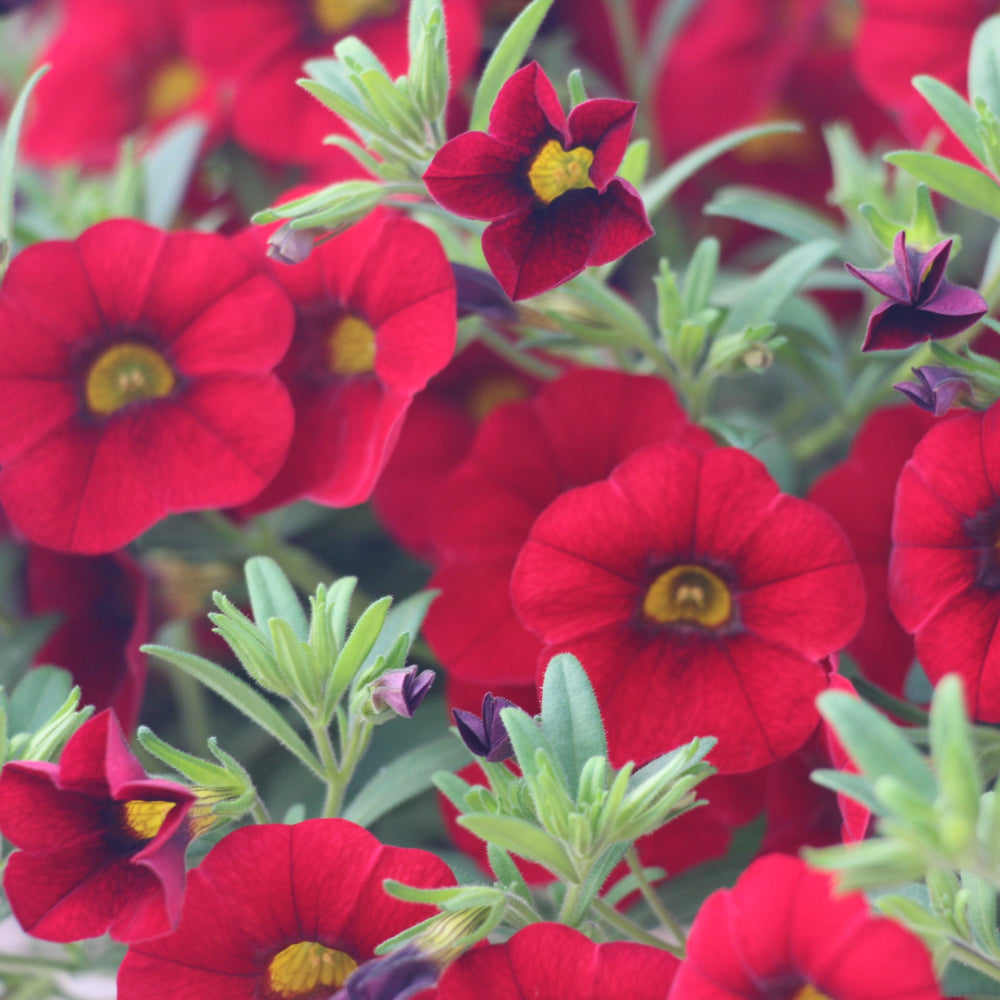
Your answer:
[488,61,567,154]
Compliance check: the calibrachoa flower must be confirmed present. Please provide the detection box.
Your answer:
[890,400,1000,719]
[511,443,865,771]
[435,922,678,1000]
[809,405,936,696]
[0,710,196,943]
[845,231,988,351]
[117,818,454,999]
[668,853,941,1000]
[237,208,456,512]
[423,61,653,300]
[424,367,712,689]
[0,218,295,553]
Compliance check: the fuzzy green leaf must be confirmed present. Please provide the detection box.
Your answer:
[245,556,309,642]
[885,150,1000,220]
[458,814,576,879]
[913,75,988,166]
[970,16,1000,117]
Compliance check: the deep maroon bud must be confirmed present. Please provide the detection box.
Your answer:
[331,945,439,1000]
[452,263,518,323]
[452,693,517,762]
[894,365,973,416]
[370,666,435,719]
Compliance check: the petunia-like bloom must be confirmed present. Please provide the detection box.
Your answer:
[808,405,937,697]
[511,443,865,772]
[0,710,196,943]
[117,818,454,999]
[0,217,295,554]
[423,61,653,300]
[423,367,712,690]
[237,208,456,512]
[669,853,941,1000]
[845,230,987,352]
[890,400,1000,720]
[437,922,677,1000]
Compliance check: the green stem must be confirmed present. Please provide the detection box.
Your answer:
[310,716,345,819]
[625,846,687,947]
[556,879,589,927]
[475,323,563,380]
[591,899,685,956]
[949,936,1000,982]
[0,954,78,975]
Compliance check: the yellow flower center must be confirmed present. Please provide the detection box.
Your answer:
[527,140,596,204]
[466,374,530,422]
[85,342,176,416]
[643,565,732,628]
[792,985,833,1000]
[311,0,397,33]
[265,942,358,999]
[328,315,377,375]
[144,59,202,122]
[119,800,177,841]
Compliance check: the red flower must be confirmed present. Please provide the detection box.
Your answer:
[423,62,653,300]
[423,368,711,689]
[24,0,217,169]
[117,818,454,999]
[511,443,865,771]
[238,208,456,512]
[0,218,295,553]
[436,923,678,1000]
[0,710,196,943]
[808,405,937,696]
[890,401,1000,720]
[185,0,481,165]
[668,854,941,1000]
[28,547,151,734]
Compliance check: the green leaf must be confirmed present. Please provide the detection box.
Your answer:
[245,556,309,642]
[719,239,835,336]
[567,68,587,107]
[358,589,438,677]
[142,118,207,229]
[142,644,323,779]
[7,667,74,736]
[500,705,559,785]
[680,237,720,317]
[342,735,471,827]
[331,595,392,696]
[487,844,534,905]
[912,75,988,166]
[617,138,650,190]
[641,121,802,218]
[885,150,1000,220]
[704,186,843,244]
[138,727,230,786]
[538,654,607,799]
[859,202,904,250]
[970,16,1000,117]
[458,814,576,880]
[408,0,441,66]
[0,65,48,281]
[810,768,882,814]
[817,690,936,801]
[469,0,557,132]
[962,871,1000,955]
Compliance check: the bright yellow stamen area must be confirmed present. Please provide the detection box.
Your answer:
[144,59,202,122]
[527,140,596,205]
[466,374,529,422]
[643,565,732,628]
[311,0,397,33]
[120,800,176,841]
[265,942,357,999]
[792,984,833,1000]
[85,343,176,416]
[328,315,377,375]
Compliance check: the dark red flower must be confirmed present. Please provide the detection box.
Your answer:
[846,231,988,351]
[0,218,295,553]
[117,818,454,999]
[511,443,865,771]
[28,546,151,734]
[423,62,653,300]
[436,922,678,1000]
[237,208,456,512]
[0,710,196,943]
[185,0,481,166]
[808,405,937,696]
[23,0,218,169]
[423,368,711,689]
[668,854,941,1000]
[890,401,1000,720]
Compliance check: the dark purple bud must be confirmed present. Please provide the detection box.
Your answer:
[894,365,973,416]
[452,263,518,323]
[371,666,435,718]
[453,693,517,762]
[0,0,42,12]
[330,946,439,1000]
[845,231,988,351]
[267,223,317,264]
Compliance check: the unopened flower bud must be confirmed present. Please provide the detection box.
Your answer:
[331,945,439,1000]
[267,224,318,265]
[453,693,517,762]
[370,666,436,719]
[894,365,973,416]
